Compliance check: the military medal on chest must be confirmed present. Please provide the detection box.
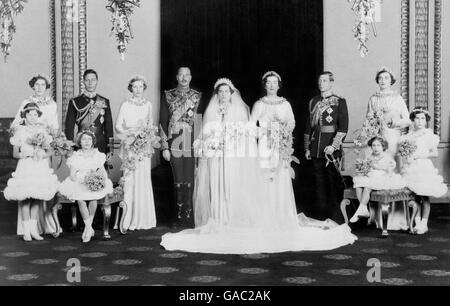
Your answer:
[325,107,334,123]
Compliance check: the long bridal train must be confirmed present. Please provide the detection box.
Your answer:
[161,78,357,254]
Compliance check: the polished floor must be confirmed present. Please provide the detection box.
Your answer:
[0,191,449,286]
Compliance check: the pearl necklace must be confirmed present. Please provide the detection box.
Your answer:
[261,96,285,105]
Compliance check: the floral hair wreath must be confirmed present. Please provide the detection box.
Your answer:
[262,71,282,82]
[214,78,236,91]
[411,107,430,117]
[129,74,147,84]
[376,66,395,80]
[33,73,51,85]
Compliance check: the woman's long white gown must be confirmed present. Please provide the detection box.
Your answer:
[116,100,156,231]
[161,94,357,254]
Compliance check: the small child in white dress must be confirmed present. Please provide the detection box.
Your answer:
[400,108,447,234]
[351,136,406,223]
[59,130,113,242]
[3,103,59,241]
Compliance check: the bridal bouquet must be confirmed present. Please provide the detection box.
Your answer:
[397,138,417,159]
[353,110,385,153]
[194,125,225,158]
[355,158,374,176]
[121,123,161,172]
[83,169,106,192]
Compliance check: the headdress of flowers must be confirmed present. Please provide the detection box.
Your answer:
[21,104,41,114]
[129,74,147,84]
[0,0,27,62]
[214,78,236,91]
[376,66,395,80]
[32,72,51,85]
[262,71,282,82]
[411,107,430,117]
[106,0,141,61]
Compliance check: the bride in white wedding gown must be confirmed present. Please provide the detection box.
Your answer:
[160,76,357,254]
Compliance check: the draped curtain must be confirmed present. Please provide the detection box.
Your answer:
[161,0,323,211]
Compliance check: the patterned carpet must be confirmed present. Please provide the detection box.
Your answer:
[0,196,449,287]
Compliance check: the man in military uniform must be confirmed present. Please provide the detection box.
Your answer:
[160,67,202,228]
[65,69,114,156]
[304,71,348,224]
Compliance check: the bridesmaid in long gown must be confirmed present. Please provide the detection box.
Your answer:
[10,74,60,236]
[115,75,157,231]
[365,67,411,230]
[250,71,298,230]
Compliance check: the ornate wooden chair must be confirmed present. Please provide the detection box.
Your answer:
[341,187,420,237]
[54,137,127,240]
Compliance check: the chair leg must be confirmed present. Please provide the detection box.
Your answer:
[119,201,127,235]
[340,199,351,224]
[380,202,390,237]
[71,205,78,232]
[113,204,120,230]
[403,200,411,232]
[101,204,111,240]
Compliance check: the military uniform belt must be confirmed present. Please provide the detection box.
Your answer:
[320,126,336,133]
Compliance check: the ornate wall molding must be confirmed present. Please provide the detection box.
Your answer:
[433,0,442,137]
[61,0,75,127]
[78,0,87,93]
[414,0,429,109]
[400,0,410,107]
[49,0,57,102]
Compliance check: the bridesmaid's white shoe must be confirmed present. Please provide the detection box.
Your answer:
[350,206,370,223]
[22,221,32,242]
[29,219,44,241]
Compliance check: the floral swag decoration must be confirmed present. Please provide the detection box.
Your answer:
[348,0,380,57]
[106,0,140,61]
[0,0,26,62]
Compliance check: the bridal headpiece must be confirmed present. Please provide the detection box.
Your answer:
[262,71,282,82]
[376,66,396,84]
[214,78,236,91]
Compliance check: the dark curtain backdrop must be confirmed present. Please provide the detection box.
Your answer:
[161,0,323,213]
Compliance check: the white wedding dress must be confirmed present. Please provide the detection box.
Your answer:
[161,90,357,254]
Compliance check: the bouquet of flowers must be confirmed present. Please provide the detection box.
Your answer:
[121,123,161,173]
[264,120,300,179]
[397,138,417,159]
[194,125,225,158]
[353,110,385,153]
[83,169,106,192]
[49,132,75,157]
[26,131,51,160]
[355,158,374,176]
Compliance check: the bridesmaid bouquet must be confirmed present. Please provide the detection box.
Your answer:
[397,139,417,159]
[83,169,106,192]
[355,158,374,176]
[49,132,75,157]
[265,120,299,178]
[353,110,385,153]
[26,131,52,160]
[121,123,161,172]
